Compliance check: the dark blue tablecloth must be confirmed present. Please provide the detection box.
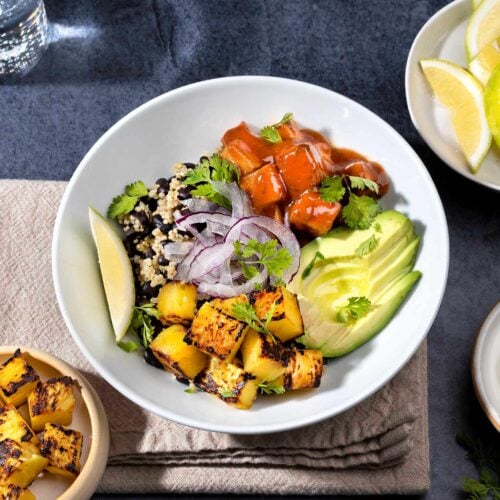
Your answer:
[2,1,499,498]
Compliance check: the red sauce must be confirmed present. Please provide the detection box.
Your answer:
[220,119,390,242]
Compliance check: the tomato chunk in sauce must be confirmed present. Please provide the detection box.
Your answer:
[220,119,389,242]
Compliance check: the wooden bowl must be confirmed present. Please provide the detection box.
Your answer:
[0,346,109,499]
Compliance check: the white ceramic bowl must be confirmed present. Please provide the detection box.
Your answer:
[406,0,500,191]
[52,76,449,434]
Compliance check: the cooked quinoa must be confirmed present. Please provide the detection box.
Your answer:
[118,162,194,301]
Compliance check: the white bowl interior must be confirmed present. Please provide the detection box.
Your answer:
[53,76,448,434]
[405,0,500,191]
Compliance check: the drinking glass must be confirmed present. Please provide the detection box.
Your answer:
[0,0,48,81]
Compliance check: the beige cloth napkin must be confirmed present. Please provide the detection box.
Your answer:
[0,179,430,495]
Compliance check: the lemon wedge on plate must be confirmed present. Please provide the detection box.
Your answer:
[420,58,492,172]
[485,65,500,148]
[466,0,500,62]
[89,207,135,341]
[469,38,500,86]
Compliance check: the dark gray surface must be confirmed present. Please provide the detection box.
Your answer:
[2,0,499,498]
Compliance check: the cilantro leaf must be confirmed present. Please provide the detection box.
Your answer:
[128,304,160,348]
[184,386,198,394]
[355,235,379,257]
[218,388,235,398]
[342,193,382,230]
[136,303,161,319]
[348,175,380,195]
[258,380,286,395]
[125,181,148,197]
[182,154,239,210]
[273,112,294,127]
[336,297,372,323]
[302,251,325,280]
[319,176,346,203]
[107,180,149,219]
[231,302,276,341]
[259,126,282,143]
[117,340,141,352]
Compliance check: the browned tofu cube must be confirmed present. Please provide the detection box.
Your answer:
[28,377,76,432]
[0,483,35,500]
[252,287,304,342]
[0,403,38,446]
[195,358,259,410]
[0,350,40,408]
[0,439,47,488]
[185,302,249,361]
[40,423,83,479]
[282,349,323,390]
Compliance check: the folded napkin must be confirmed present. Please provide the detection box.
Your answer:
[0,179,429,495]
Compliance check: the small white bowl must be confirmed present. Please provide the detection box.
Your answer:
[472,303,500,432]
[405,0,500,191]
[52,76,449,434]
[0,346,110,499]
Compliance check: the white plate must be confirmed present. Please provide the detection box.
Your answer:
[406,0,500,191]
[52,76,449,434]
[472,302,500,432]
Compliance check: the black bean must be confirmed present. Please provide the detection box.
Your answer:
[145,248,155,259]
[144,348,163,370]
[140,281,159,298]
[159,223,173,235]
[183,162,196,168]
[124,235,140,256]
[152,214,164,228]
[157,184,169,196]
[158,255,169,266]
[146,198,158,212]
[177,186,192,200]
[133,211,149,227]
[176,228,191,238]
[155,177,169,187]
[199,156,209,163]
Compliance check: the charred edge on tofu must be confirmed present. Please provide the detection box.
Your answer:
[0,351,39,398]
[258,332,290,364]
[194,372,255,403]
[30,377,75,416]
[283,350,323,390]
[40,425,81,474]
[250,289,286,321]
[0,407,35,443]
[0,439,22,468]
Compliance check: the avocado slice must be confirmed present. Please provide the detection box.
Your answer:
[291,210,422,357]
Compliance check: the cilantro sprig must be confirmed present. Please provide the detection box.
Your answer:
[231,302,277,341]
[233,239,292,284]
[457,433,500,499]
[107,181,148,219]
[302,251,325,280]
[319,176,346,203]
[182,154,239,210]
[342,193,382,230]
[258,380,286,395]
[354,235,379,257]
[336,297,372,323]
[118,303,160,352]
[218,388,236,399]
[259,112,293,143]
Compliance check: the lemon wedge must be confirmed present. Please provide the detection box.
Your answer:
[89,207,135,341]
[485,65,500,148]
[420,58,492,172]
[469,38,500,86]
[466,0,500,62]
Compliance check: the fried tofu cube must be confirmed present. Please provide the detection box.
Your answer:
[287,191,341,237]
[0,350,40,408]
[282,349,323,390]
[0,404,38,446]
[195,358,259,409]
[209,294,249,318]
[239,163,287,213]
[185,302,249,361]
[0,439,47,488]
[221,139,263,176]
[240,329,288,381]
[252,287,304,343]
[222,122,270,158]
[157,282,197,325]
[275,143,326,198]
[40,423,83,479]
[0,483,35,500]
[28,377,76,432]
[149,325,209,380]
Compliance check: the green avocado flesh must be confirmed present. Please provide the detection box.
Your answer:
[289,210,422,357]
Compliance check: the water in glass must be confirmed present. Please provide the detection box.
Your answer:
[0,0,48,81]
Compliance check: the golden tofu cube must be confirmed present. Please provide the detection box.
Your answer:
[240,328,287,381]
[195,358,258,409]
[252,287,304,343]
[149,325,209,380]
[0,350,40,408]
[0,439,47,488]
[28,377,76,432]
[40,423,83,479]
[282,349,323,390]
[210,294,249,317]
[157,282,197,325]
[0,483,35,500]
[185,302,249,361]
[0,403,38,446]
